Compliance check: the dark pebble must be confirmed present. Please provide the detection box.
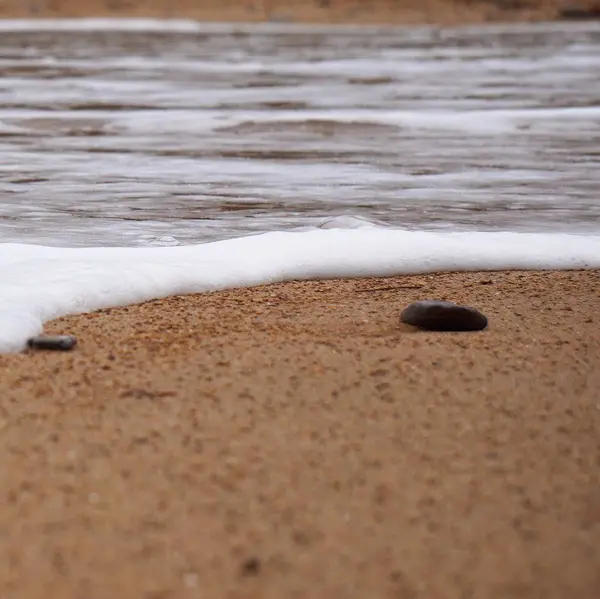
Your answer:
[559,4,600,19]
[240,557,261,577]
[400,300,488,332]
[27,335,78,351]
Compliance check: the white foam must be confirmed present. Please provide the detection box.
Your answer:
[1,227,599,353]
[0,18,598,35]
[0,18,213,33]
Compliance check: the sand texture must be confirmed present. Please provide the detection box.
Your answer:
[0,0,598,24]
[1,269,600,598]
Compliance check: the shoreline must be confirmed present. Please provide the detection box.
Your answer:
[1,269,599,598]
[0,0,598,26]
[1,6,599,595]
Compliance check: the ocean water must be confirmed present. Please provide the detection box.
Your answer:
[0,19,599,246]
[0,19,599,352]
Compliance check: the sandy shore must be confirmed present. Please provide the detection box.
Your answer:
[1,269,599,598]
[0,0,598,24]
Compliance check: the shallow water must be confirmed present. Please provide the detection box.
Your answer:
[0,19,599,247]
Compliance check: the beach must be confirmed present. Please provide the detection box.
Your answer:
[1,269,599,598]
[0,0,598,24]
[1,6,599,598]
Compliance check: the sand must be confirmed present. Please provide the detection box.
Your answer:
[2,4,599,597]
[1,269,599,599]
[0,0,598,24]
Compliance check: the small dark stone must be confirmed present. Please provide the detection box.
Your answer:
[27,334,78,351]
[240,557,261,577]
[559,4,600,19]
[400,300,488,332]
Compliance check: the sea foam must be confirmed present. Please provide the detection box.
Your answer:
[1,227,599,353]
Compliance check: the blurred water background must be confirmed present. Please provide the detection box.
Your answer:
[0,19,599,247]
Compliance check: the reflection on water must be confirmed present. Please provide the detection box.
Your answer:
[0,20,599,247]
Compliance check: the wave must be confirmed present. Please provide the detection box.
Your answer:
[1,225,599,352]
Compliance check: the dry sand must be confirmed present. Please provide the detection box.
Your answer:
[1,269,600,599]
[0,0,598,24]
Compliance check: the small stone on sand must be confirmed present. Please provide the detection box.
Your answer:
[400,300,488,332]
[240,557,261,576]
[27,334,78,351]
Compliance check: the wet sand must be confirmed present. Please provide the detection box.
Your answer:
[1,269,599,598]
[0,0,598,24]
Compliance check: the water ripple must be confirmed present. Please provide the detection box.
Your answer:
[0,20,599,246]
